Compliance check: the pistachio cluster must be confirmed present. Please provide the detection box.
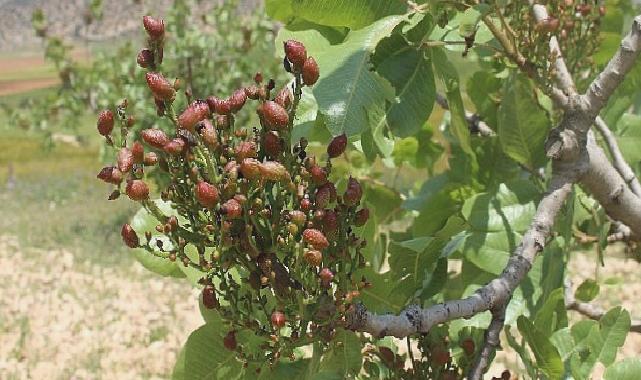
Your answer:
[97,16,371,365]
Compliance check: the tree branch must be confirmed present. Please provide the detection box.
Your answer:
[346,166,576,337]
[565,280,641,333]
[594,116,641,197]
[468,306,506,380]
[584,15,641,116]
[581,132,641,240]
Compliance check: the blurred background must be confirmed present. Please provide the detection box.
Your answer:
[0,1,640,379]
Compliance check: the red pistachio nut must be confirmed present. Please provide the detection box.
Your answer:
[146,72,175,101]
[302,56,319,86]
[202,285,219,309]
[319,267,334,284]
[260,161,288,182]
[121,223,139,248]
[206,96,231,115]
[141,128,169,149]
[284,40,307,69]
[195,181,220,208]
[178,100,210,131]
[228,88,247,113]
[117,147,134,173]
[274,87,293,109]
[97,110,114,136]
[126,179,149,201]
[309,165,327,185]
[143,152,158,166]
[198,119,218,148]
[97,166,122,185]
[131,142,144,164]
[343,177,362,206]
[262,131,283,157]
[142,15,164,40]
[163,138,186,155]
[327,133,347,158]
[223,330,237,351]
[136,48,155,69]
[354,208,369,226]
[240,158,262,180]
[303,228,329,250]
[235,141,258,161]
[259,101,289,129]
[271,310,286,328]
[304,250,323,267]
[221,198,242,219]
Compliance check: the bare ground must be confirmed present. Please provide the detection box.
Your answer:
[0,235,202,380]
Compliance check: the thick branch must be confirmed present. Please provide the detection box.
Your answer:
[581,132,641,240]
[584,16,641,116]
[346,167,575,337]
[565,281,641,333]
[594,116,641,197]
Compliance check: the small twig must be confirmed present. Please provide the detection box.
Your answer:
[435,93,495,137]
[594,116,641,197]
[565,280,641,333]
[468,306,506,380]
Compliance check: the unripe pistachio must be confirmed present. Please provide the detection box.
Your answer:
[223,330,237,351]
[289,210,306,226]
[198,119,218,148]
[131,142,144,164]
[319,267,334,285]
[206,95,231,114]
[274,87,293,109]
[202,285,219,309]
[309,165,327,185]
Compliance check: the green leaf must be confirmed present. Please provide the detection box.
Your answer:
[458,4,490,38]
[290,0,406,30]
[595,306,631,366]
[497,72,550,170]
[517,316,564,380]
[604,358,641,380]
[318,329,363,377]
[374,28,436,137]
[130,200,185,278]
[459,231,516,275]
[257,359,310,380]
[575,279,600,302]
[431,47,475,158]
[461,181,538,233]
[265,0,294,22]
[181,323,244,380]
[533,288,566,338]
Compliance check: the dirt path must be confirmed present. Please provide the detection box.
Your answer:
[0,235,202,379]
